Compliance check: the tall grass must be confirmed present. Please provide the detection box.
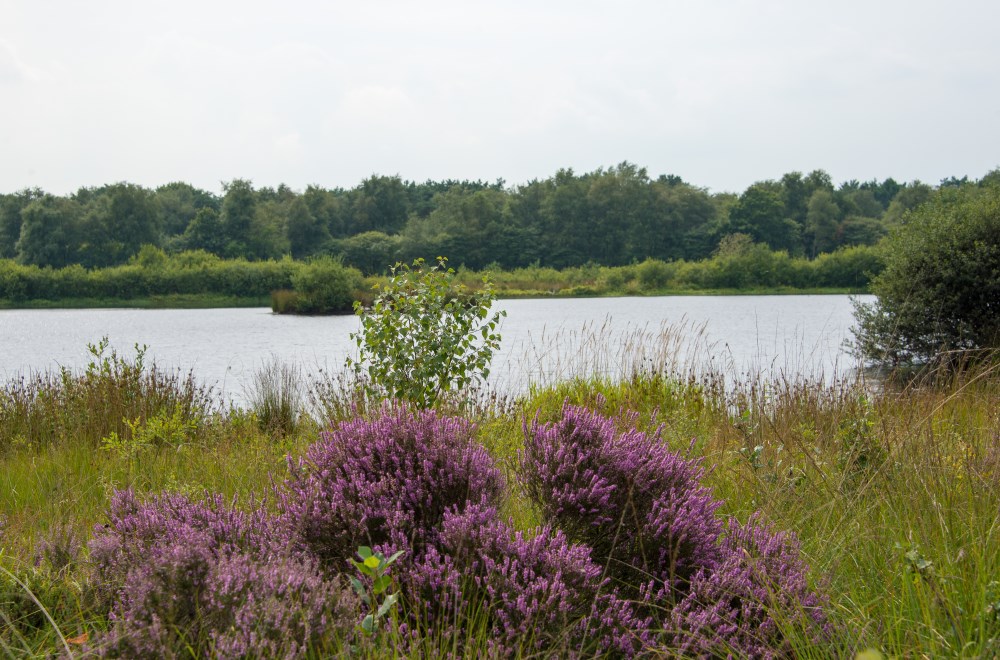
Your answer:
[1,334,998,656]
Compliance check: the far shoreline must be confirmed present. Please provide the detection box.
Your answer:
[0,287,869,311]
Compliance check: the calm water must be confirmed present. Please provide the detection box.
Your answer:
[0,295,872,405]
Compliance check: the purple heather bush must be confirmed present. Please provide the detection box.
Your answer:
[88,489,278,610]
[87,489,358,658]
[401,504,652,657]
[521,403,833,656]
[521,402,724,605]
[670,514,833,658]
[278,405,505,568]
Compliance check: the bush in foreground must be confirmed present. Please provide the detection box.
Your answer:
[83,404,832,657]
[279,405,505,569]
[521,402,833,654]
[87,490,357,657]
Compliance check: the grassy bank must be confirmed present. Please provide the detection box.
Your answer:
[0,294,272,310]
[2,342,996,656]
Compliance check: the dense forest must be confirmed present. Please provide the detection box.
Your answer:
[2,163,997,275]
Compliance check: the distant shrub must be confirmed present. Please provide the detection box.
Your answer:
[636,258,674,290]
[278,406,505,569]
[521,403,723,607]
[288,256,363,314]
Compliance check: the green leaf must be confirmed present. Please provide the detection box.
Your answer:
[377,593,399,618]
[372,574,391,594]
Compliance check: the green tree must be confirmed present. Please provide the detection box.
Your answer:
[350,175,410,235]
[882,182,932,226]
[0,188,44,258]
[155,182,219,237]
[852,185,1000,365]
[246,200,290,260]
[303,185,349,238]
[347,257,505,408]
[16,195,82,267]
[220,179,256,257]
[286,197,330,259]
[728,182,799,253]
[338,230,400,275]
[181,208,226,255]
[538,168,591,268]
[805,189,842,257]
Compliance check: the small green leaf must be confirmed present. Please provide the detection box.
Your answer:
[372,574,391,594]
[377,593,399,617]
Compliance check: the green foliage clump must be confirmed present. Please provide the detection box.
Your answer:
[852,185,1000,365]
[347,257,505,408]
[284,257,364,314]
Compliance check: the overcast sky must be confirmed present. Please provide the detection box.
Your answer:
[2,0,998,196]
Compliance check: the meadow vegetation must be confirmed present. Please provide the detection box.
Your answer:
[1,333,998,656]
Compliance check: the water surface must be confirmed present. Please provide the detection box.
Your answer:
[0,295,872,404]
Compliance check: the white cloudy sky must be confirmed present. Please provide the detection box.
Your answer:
[1,0,998,195]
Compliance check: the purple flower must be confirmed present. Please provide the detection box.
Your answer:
[401,504,652,657]
[670,513,833,659]
[520,403,723,605]
[278,404,505,568]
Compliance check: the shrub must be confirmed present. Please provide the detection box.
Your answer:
[670,514,832,657]
[0,338,213,453]
[278,406,505,570]
[87,490,278,611]
[288,256,363,314]
[402,505,650,657]
[852,185,1000,365]
[520,403,723,607]
[347,257,505,409]
[636,258,674,290]
[87,490,357,657]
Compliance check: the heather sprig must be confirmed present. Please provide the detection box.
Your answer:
[88,489,278,609]
[86,489,358,657]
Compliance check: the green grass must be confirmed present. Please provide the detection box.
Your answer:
[1,347,998,656]
[0,294,272,309]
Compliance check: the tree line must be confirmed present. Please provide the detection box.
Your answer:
[2,164,997,274]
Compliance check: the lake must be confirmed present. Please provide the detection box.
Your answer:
[0,295,872,405]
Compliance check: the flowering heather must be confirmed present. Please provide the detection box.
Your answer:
[402,504,651,657]
[88,489,278,610]
[87,490,357,657]
[205,553,358,658]
[670,514,832,659]
[521,403,724,604]
[279,405,505,568]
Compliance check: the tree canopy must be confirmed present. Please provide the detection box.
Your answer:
[1,165,994,275]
